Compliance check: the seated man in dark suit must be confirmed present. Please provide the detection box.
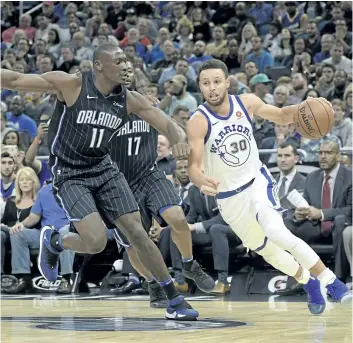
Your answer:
[289,141,352,282]
[165,183,241,295]
[273,142,306,212]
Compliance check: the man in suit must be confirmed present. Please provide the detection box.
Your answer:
[290,141,352,281]
[165,183,241,295]
[343,226,352,289]
[273,142,306,211]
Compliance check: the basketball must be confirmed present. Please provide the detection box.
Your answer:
[294,98,334,140]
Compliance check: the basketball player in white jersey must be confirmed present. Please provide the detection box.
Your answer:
[187,59,351,315]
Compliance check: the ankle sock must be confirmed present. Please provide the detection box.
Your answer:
[157,277,180,300]
[296,268,310,285]
[317,268,336,287]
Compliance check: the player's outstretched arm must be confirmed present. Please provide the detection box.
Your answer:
[1,69,79,97]
[240,93,299,125]
[187,112,219,196]
[127,90,185,145]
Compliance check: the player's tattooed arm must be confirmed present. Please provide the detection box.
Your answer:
[187,112,219,196]
[239,93,299,125]
[127,90,184,145]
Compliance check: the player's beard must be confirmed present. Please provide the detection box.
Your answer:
[207,92,227,107]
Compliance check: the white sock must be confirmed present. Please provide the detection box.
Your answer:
[296,268,310,285]
[317,268,336,287]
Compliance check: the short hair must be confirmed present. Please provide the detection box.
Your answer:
[93,42,120,62]
[321,63,336,73]
[308,19,317,25]
[124,44,136,51]
[198,59,228,81]
[172,105,189,116]
[1,152,15,162]
[278,142,298,155]
[332,42,344,50]
[61,43,74,51]
[174,57,188,67]
[320,140,340,153]
[148,83,158,89]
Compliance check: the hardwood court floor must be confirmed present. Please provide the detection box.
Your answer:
[1,294,352,343]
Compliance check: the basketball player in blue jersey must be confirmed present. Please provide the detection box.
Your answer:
[187,59,351,315]
[1,44,199,321]
[109,62,215,307]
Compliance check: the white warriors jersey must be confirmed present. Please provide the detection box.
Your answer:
[198,95,262,193]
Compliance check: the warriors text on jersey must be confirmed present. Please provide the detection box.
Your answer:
[109,112,158,186]
[47,71,128,168]
[198,95,262,193]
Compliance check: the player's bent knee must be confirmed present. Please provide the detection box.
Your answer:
[88,237,107,254]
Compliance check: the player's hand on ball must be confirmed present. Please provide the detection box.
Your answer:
[172,142,190,160]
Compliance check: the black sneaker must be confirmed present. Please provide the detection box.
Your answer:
[183,260,215,293]
[56,278,73,294]
[148,282,168,308]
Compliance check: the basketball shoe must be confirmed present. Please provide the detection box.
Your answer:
[303,276,326,315]
[148,281,168,308]
[38,226,60,281]
[165,295,199,320]
[326,278,352,305]
[183,260,215,292]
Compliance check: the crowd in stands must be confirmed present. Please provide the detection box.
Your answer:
[0,1,352,295]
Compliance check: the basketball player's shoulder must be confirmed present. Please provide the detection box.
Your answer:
[187,110,208,135]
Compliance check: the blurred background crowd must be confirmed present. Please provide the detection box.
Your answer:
[0,1,352,296]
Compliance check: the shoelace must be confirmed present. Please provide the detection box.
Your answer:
[193,265,209,282]
[153,286,166,300]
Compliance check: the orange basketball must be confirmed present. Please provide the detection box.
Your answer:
[294,98,334,140]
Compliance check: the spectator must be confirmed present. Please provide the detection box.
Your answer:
[34,15,50,43]
[323,43,352,77]
[146,84,159,99]
[246,36,274,73]
[1,167,40,293]
[223,39,241,72]
[289,141,352,283]
[314,34,335,64]
[42,1,59,24]
[189,7,211,43]
[159,75,198,116]
[211,1,235,26]
[272,28,294,63]
[168,3,187,34]
[291,73,308,104]
[39,55,54,74]
[228,75,250,95]
[253,115,275,147]
[228,2,256,38]
[278,1,308,34]
[150,28,180,64]
[106,2,127,30]
[0,152,16,200]
[6,96,37,139]
[315,64,335,99]
[273,85,290,108]
[1,110,12,137]
[158,58,198,93]
[250,74,274,105]
[274,142,306,211]
[24,92,54,123]
[264,20,283,58]
[248,2,274,36]
[305,20,321,55]
[327,70,349,101]
[156,134,176,177]
[187,40,212,74]
[334,19,352,54]
[114,8,138,41]
[57,44,80,73]
[244,61,259,84]
[10,182,75,294]
[91,23,120,48]
[282,36,307,68]
[331,99,352,147]
[151,40,179,81]
[73,32,93,62]
[205,26,228,60]
[46,27,62,60]
[2,14,36,43]
[174,16,194,48]
[2,130,24,151]
[171,105,189,130]
[260,123,299,164]
[238,23,257,64]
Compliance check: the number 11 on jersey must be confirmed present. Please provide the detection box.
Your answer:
[90,128,105,148]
